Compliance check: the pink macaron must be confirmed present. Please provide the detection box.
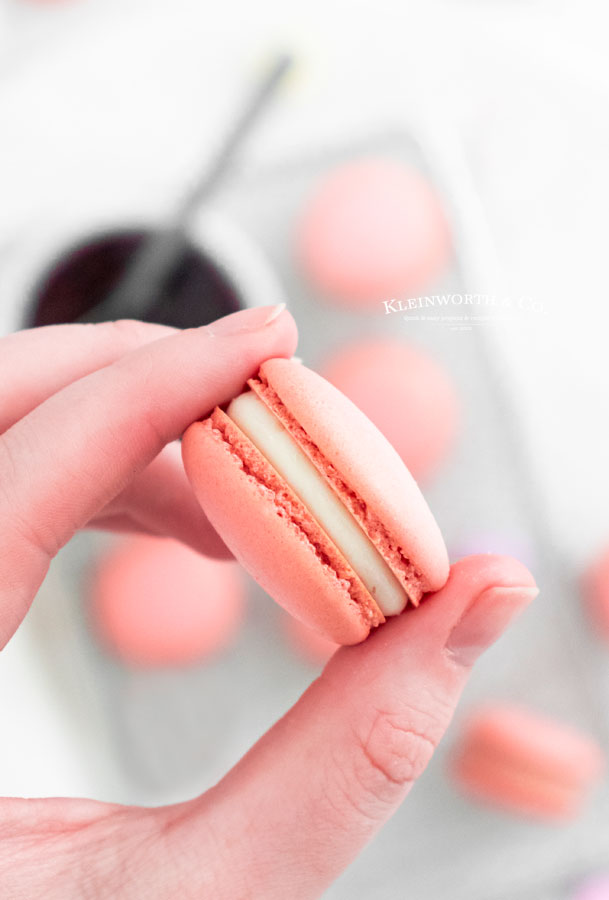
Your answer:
[450,705,605,821]
[182,358,449,645]
[582,546,609,642]
[322,338,458,482]
[297,157,451,307]
[90,535,245,667]
[572,875,609,900]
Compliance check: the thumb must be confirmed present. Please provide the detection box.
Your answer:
[160,554,537,899]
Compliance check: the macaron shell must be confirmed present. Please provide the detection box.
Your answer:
[463,706,605,785]
[90,535,245,666]
[450,705,604,821]
[257,358,449,592]
[182,415,380,645]
[297,158,451,305]
[572,875,609,900]
[582,546,609,640]
[452,749,582,821]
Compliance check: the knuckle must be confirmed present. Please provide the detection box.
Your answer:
[346,701,450,813]
[137,406,168,450]
[359,711,434,788]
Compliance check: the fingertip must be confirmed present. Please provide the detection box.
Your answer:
[266,306,299,360]
[203,304,298,350]
[333,553,538,676]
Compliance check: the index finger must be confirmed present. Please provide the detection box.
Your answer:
[0,304,297,647]
[0,320,175,433]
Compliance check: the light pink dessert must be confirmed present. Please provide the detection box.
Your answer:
[90,535,245,666]
[450,705,605,821]
[572,875,609,900]
[297,157,451,307]
[582,545,609,641]
[182,358,448,644]
[322,338,458,482]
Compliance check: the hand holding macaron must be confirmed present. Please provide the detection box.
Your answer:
[0,306,537,899]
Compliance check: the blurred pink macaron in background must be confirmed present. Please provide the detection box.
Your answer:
[450,705,605,821]
[322,338,458,482]
[297,157,451,307]
[581,545,609,642]
[90,535,246,667]
[572,875,609,900]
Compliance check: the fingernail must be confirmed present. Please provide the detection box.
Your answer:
[445,584,539,667]
[208,303,286,337]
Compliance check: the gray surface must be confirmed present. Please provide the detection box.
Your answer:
[27,134,609,899]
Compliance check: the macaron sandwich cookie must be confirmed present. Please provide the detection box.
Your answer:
[182,358,448,644]
[450,705,605,821]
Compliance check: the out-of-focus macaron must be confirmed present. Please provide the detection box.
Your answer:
[90,535,245,667]
[582,546,609,641]
[297,157,451,307]
[281,611,340,666]
[572,875,609,900]
[322,338,458,482]
[182,358,449,645]
[450,705,605,821]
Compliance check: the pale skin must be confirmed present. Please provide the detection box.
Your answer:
[0,306,537,898]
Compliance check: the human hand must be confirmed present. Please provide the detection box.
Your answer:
[0,305,537,899]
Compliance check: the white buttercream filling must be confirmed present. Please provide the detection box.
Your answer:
[227,390,407,616]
